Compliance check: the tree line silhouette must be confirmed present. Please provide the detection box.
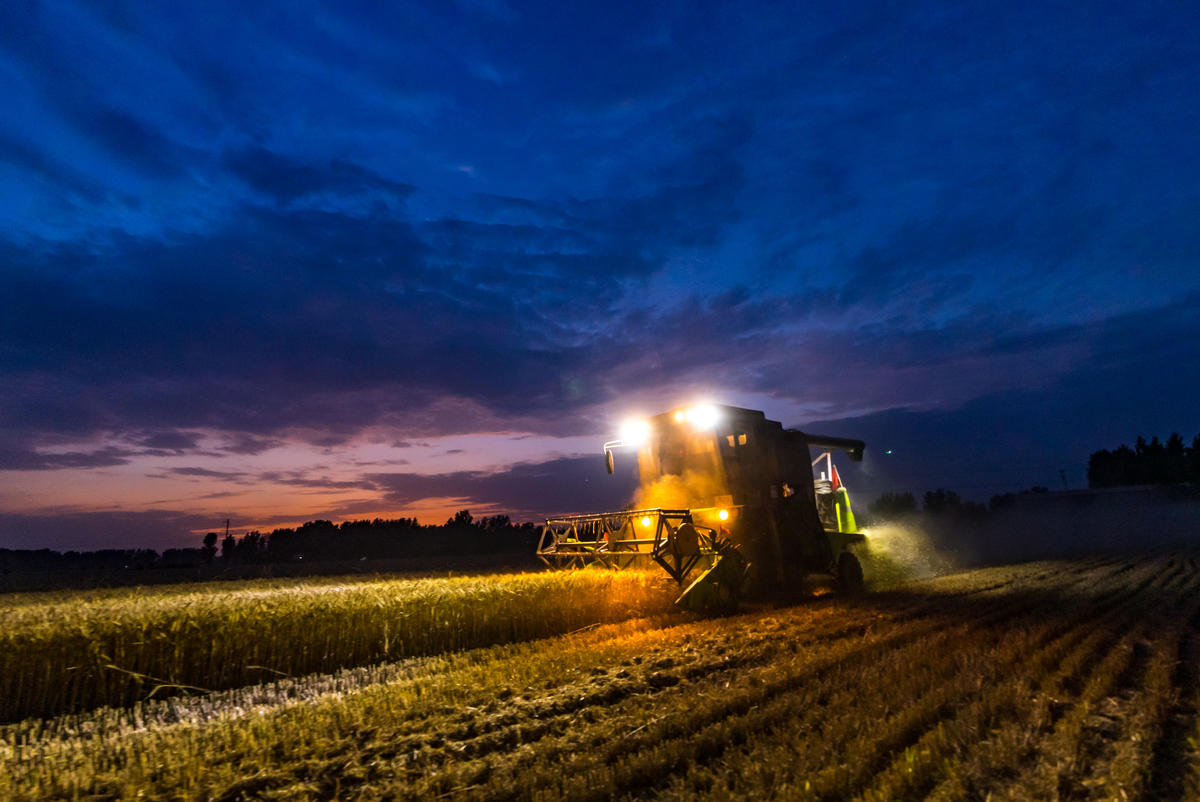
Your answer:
[1087,433,1200,488]
[0,511,539,576]
[867,486,1049,522]
[866,431,1200,523]
[214,511,538,564]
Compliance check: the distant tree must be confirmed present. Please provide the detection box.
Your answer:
[1165,433,1188,484]
[961,500,988,519]
[241,532,266,560]
[1088,450,1112,487]
[1139,436,1166,484]
[1090,443,1139,487]
[989,492,1016,512]
[161,548,204,568]
[1191,434,1200,483]
[868,491,917,520]
[1090,432,1197,488]
[0,512,543,585]
[922,488,962,516]
[202,532,218,563]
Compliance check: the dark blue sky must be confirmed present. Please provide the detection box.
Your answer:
[2,0,1198,549]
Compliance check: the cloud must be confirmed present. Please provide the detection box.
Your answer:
[169,467,250,481]
[0,431,136,470]
[0,509,216,551]
[129,430,203,453]
[223,145,415,205]
[0,131,110,203]
[259,471,367,490]
[0,108,758,449]
[75,105,194,179]
[369,455,640,519]
[219,433,284,455]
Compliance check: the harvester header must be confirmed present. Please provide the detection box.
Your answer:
[539,404,868,611]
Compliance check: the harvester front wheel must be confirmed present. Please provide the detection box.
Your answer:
[837,552,864,595]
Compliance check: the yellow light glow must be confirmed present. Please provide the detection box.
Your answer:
[673,410,685,422]
[718,509,729,521]
[619,418,651,447]
[640,516,653,528]
[688,404,720,429]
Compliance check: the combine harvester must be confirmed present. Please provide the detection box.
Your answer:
[537,404,868,611]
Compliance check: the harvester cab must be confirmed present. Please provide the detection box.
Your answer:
[537,404,868,612]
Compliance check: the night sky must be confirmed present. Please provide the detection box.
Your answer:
[2,1,1198,551]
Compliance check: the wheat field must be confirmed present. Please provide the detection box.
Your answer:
[4,554,1200,799]
[0,568,677,722]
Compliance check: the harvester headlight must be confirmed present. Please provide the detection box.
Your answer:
[619,418,651,447]
[718,509,729,521]
[673,410,686,422]
[640,516,653,528]
[687,404,720,429]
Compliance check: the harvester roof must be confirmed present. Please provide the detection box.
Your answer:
[635,404,864,460]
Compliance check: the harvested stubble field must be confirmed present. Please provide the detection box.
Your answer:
[5,553,1200,800]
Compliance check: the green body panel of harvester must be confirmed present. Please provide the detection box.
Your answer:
[538,405,868,612]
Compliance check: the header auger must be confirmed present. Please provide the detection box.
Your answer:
[538,404,868,612]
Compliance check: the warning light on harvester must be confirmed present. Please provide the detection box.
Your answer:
[718,509,729,521]
[640,515,653,528]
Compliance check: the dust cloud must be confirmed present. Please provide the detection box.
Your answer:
[860,487,1200,587]
[634,471,727,511]
[857,521,959,588]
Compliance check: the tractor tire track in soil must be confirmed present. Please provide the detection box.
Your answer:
[1145,605,1200,801]
[394,569,1127,799]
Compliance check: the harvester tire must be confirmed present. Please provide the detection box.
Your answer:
[837,552,864,595]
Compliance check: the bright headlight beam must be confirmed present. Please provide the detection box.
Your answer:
[688,404,720,429]
[619,418,651,447]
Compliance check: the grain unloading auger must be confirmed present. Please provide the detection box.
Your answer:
[537,405,868,612]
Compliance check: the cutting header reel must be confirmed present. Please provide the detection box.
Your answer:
[536,507,749,612]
